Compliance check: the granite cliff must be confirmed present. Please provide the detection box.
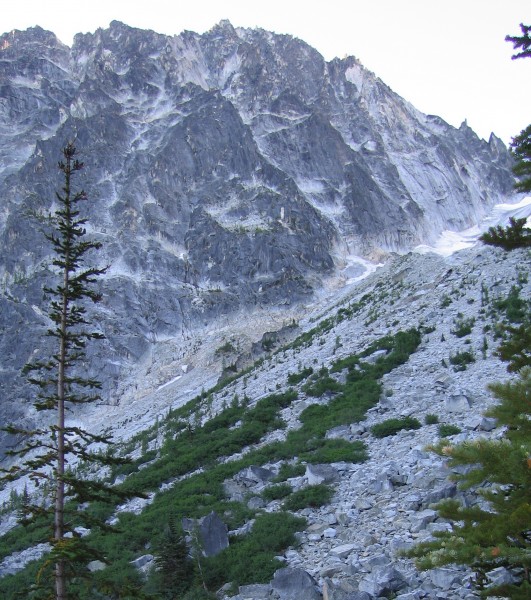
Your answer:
[0,20,517,451]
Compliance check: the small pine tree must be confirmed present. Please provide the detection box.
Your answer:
[510,125,531,194]
[480,217,531,250]
[1,143,131,599]
[153,515,194,598]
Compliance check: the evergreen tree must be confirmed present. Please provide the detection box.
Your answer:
[506,24,531,193]
[480,217,531,250]
[506,23,531,59]
[406,370,531,597]
[152,515,194,598]
[1,143,129,599]
[510,125,531,194]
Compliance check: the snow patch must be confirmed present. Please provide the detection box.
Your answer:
[156,374,182,392]
[415,196,531,257]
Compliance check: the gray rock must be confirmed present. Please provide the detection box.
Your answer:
[479,417,497,432]
[422,482,457,507]
[409,509,438,533]
[358,565,406,596]
[445,394,471,412]
[330,543,357,559]
[199,511,229,557]
[359,553,391,572]
[306,464,340,485]
[130,554,154,574]
[363,349,388,364]
[238,583,272,599]
[326,425,352,440]
[486,566,519,588]
[247,496,266,510]
[323,579,371,600]
[429,567,463,589]
[242,465,275,484]
[323,528,337,538]
[271,567,322,600]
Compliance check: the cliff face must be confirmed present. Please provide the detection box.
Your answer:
[0,21,516,448]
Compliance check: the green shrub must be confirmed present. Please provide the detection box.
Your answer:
[283,484,334,511]
[493,285,527,323]
[299,439,367,464]
[287,367,314,385]
[438,424,462,437]
[370,416,422,438]
[449,351,475,371]
[272,462,305,482]
[302,374,342,397]
[203,512,305,588]
[451,317,475,338]
[215,341,236,355]
[262,483,292,501]
[440,295,452,308]
[425,414,439,425]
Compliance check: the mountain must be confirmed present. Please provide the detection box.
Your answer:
[0,20,530,595]
[0,20,519,452]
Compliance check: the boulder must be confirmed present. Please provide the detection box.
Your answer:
[87,560,106,572]
[247,495,266,510]
[325,425,352,440]
[238,583,272,599]
[429,567,463,589]
[183,511,229,557]
[242,465,276,484]
[364,349,388,364]
[358,565,406,596]
[445,394,471,412]
[199,511,229,557]
[271,567,322,600]
[323,579,371,600]
[306,464,340,485]
[330,543,357,559]
[486,566,519,588]
[130,554,154,575]
[409,509,437,533]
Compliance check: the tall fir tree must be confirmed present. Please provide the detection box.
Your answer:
[1,143,129,599]
[506,24,531,193]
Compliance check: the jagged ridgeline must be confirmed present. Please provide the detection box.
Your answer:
[0,20,516,451]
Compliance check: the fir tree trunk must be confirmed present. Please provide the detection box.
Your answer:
[55,153,72,600]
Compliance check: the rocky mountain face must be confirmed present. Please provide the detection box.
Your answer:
[0,21,517,451]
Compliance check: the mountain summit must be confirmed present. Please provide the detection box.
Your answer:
[0,21,516,450]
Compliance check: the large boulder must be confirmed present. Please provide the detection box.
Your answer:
[199,511,229,557]
[183,511,229,557]
[306,464,340,485]
[358,565,407,597]
[271,567,322,600]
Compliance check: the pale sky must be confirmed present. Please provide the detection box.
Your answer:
[2,0,530,144]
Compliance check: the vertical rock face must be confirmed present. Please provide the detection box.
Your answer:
[0,21,516,444]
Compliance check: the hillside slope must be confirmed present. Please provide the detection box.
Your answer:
[0,242,529,598]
